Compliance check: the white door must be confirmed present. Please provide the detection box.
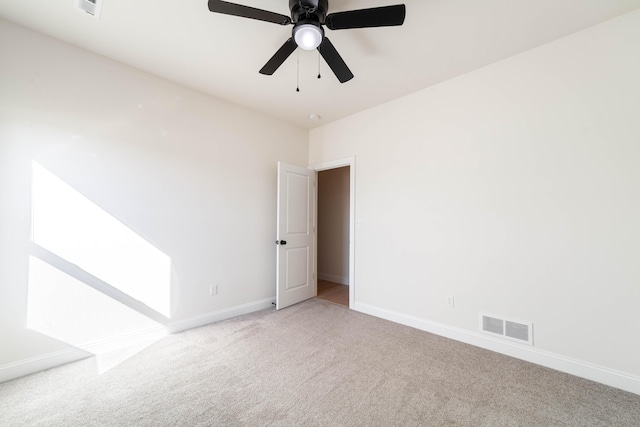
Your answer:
[276,162,315,310]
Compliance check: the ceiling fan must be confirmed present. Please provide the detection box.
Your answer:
[208,0,406,83]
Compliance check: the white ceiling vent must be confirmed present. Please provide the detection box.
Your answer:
[480,313,533,346]
[75,0,102,19]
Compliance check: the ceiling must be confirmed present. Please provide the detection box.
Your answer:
[1,0,640,129]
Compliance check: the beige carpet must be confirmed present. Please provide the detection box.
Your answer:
[1,299,639,426]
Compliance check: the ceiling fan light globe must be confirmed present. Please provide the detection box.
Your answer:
[294,24,323,50]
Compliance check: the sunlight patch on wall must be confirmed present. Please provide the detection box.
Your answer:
[30,161,171,317]
[27,256,161,347]
[27,256,166,373]
[26,256,167,374]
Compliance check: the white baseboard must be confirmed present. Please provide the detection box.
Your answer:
[80,326,168,355]
[352,301,640,396]
[0,348,91,384]
[0,297,276,384]
[165,297,275,334]
[318,273,349,285]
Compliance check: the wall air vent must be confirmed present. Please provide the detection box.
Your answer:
[75,0,102,19]
[480,313,533,346]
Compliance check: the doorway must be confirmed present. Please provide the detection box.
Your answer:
[313,158,355,308]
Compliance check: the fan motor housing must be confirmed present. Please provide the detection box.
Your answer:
[290,0,328,23]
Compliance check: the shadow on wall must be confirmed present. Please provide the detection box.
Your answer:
[27,162,171,373]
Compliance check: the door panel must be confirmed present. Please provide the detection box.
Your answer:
[276,162,315,310]
[285,172,310,235]
[285,247,309,290]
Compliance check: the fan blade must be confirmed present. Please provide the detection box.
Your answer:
[317,37,354,83]
[208,0,291,25]
[325,4,406,30]
[259,38,298,75]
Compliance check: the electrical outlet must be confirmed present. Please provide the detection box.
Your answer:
[210,285,218,296]
[445,295,454,307]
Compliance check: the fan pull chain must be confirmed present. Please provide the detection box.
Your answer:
[318,51,321,79]
[296,50,300,92]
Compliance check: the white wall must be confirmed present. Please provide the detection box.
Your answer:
[310,10,640,390]
[0,19,307,375]
[317,167,350,285]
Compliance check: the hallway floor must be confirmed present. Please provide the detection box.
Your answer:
[316,280,349,307]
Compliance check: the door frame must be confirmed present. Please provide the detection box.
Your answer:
[312,156,355,308]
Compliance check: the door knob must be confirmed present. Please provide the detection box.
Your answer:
[275,240,287,245]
